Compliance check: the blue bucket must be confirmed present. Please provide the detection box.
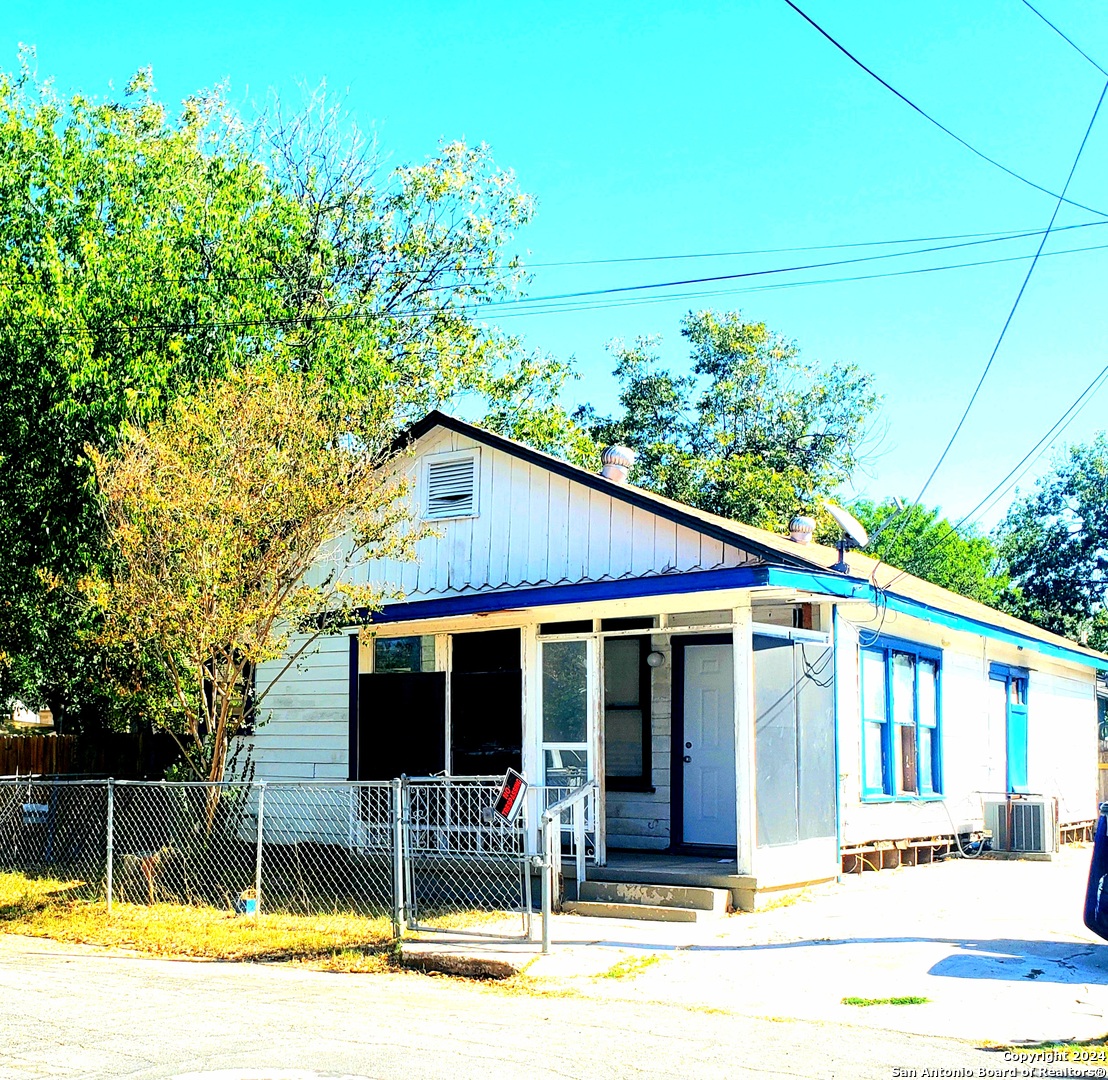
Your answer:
[233,896,257,917]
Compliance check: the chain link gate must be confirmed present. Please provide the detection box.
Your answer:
[401,777,533,939]
[0,775,554,946]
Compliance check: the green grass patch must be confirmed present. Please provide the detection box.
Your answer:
[599,953,661,979]
[841,995,930,1007]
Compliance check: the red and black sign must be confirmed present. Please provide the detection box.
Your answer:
[492,768,528,824]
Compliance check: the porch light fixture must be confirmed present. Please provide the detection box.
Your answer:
[646,650,665,668]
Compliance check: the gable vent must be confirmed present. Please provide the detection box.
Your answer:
[426,456,477,519]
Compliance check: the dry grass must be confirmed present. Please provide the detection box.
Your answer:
[0,871,394,968]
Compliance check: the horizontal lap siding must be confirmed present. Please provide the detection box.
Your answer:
[606,635,673,851]
[838,606,1099,845]
[357,431,760,601]
[248,633,352,781]
[1028,669,1097,823]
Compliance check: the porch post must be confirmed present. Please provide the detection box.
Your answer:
[732,600,756,876]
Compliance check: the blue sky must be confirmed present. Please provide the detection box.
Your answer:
[5,0,1108,529]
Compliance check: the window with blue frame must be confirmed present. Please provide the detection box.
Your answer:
[860,639,942,798]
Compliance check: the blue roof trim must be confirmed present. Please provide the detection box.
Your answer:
[358,564,1108,672]
[763,568,1108,672]
[362,566,771,625]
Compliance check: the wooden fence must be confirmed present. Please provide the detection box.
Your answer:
[0,734,76,776]
[0,732,181,779]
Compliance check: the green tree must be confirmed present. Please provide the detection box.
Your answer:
[997,437,1108,650]
[86,366,415,782]
[851,499,1007,606]
[576,310,878,532]
[0,56,550,732]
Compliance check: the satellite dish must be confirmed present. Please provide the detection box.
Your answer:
[824,502,869,548]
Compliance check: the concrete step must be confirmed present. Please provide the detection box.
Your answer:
[561,900,702,922]
[578,880,731,915]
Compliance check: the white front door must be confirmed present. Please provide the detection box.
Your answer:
[682,642,737,847]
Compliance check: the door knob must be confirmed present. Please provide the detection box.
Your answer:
[683,755,692,763]
[685,742,692,749]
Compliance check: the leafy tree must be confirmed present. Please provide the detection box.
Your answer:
[85,366,418,782]
[576,310,878,532]
[851,499,1007,606]
[0,56,552,732]
[997,437,1108,650]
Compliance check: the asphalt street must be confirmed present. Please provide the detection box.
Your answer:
[0,932,1000,1080]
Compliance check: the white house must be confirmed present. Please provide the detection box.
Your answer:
[248,412,1104,907]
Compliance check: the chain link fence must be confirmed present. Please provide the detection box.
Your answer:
[0,775,591,946]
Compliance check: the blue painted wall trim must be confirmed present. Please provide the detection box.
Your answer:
[360,566,771,624]
[358,564,1107,671]
[762,568,1108,672]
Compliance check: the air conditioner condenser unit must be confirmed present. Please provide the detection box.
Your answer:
[983,795,1058,855]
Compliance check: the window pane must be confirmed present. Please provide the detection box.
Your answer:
[604,638,642,707]
[898,724,918,794]
[919,727,934,794]
[605,709,644,777]
[861,650,887,721]
[544,747,588,788]
[375,636,435,673]
[918,660,938,728]
[1011,678,1027,706]
[864,720,885,792]
[891,653,916,726]
[542,640,588,743]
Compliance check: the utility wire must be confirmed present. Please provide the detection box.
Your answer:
[781,0,1108,219]
[501,222,1108,307]
[1019,0,1108,77]
[522,225,1067,267]
[862,77,1108,620]
[881,356,1108,591]
[900,80,1108,513]
[491,236,1108,321]
[17,232,1108,339]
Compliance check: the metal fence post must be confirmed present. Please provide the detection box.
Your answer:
[391,777,405,939]
[540,816,552,955]
[254,782,266,921]
[105,778,114,913]
[573,797,586,891]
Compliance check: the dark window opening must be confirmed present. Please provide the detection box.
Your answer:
[450,629,523,776]
[604,636,652,791]
[356,671,446,780]
[539,620,593,636]
[601,616,655,632]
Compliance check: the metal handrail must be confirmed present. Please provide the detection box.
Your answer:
[539,779,597,954]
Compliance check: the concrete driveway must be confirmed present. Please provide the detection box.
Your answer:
[516,845,1108,1044]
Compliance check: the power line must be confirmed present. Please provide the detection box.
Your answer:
[864,77,1108,603]
[781,0,1108,219]
[882,356,1108,590]
[502,221,1108,307]
[905,80,1108,509]
[15,231,1108,339]
[488,235,1108,321]
[1019,0,1108,77]
[521,225,1066,267]
[4,223,1106,311]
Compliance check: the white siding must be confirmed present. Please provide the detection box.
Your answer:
[354,429,758,600]
[838,607,1099,846]
[247,632,351,781]
[1028,668,1098,824]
